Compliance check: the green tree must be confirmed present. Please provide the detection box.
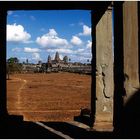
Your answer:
[8,57,19,64]
[7,57,22,73]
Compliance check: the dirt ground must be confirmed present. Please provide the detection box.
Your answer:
[7,72,91,121]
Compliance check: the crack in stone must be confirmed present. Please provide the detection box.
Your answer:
[101,64,110,99]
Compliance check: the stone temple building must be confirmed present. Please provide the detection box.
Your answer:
[47,51,70,72]
[47,51,91,74]
[48,51,68,65]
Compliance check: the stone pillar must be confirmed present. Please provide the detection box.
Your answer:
[123,1,139,104]
[95,7,113,123]
[113,2,124,132]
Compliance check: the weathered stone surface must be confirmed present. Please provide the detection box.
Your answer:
[95,7,113,122]
[123,1,139,104]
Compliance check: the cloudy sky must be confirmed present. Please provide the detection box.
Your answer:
[7,10,92,64]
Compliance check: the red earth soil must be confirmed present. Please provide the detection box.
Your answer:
[7,72,91,122]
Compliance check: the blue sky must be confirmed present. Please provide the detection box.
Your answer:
[7,10,92,64]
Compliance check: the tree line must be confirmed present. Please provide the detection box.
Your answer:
[7,57,23,79]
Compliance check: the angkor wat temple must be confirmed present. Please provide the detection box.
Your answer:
[47,51,91,74]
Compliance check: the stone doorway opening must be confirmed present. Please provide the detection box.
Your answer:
[1,1,116,130]
[6,9,92,123]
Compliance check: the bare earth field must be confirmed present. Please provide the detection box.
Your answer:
[7,72,91,122]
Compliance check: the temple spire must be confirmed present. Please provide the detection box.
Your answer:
[55,51,60,62]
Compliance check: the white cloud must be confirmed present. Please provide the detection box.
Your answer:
[22,47,41,61]
[68,53,91,63]
[59,54,63,60]
[79,56,92,62]
[79,25,91,36]
[12,47,22,52]
[24,47,41,53]
[47,48,73,54]
[75,48,85,53]
[47,29,57,36]
[32,53,41,60]
[7,23,31,43]
[72,45,92,63]
[70,36,82,46]
[8,11,14,15]
[36,28,68,49]
[86,40,92,48]
[76,51,92,62]
[78,52,92,57]
[35,28,91,63]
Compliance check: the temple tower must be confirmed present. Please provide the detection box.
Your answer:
[55,51,60,63]
[48,55,52,64]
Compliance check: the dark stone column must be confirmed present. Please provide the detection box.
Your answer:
[0,8,8,117]
[113,2,124,134]
[90,10,96,127]
[121,2,140,137]
[114,2,140,137]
